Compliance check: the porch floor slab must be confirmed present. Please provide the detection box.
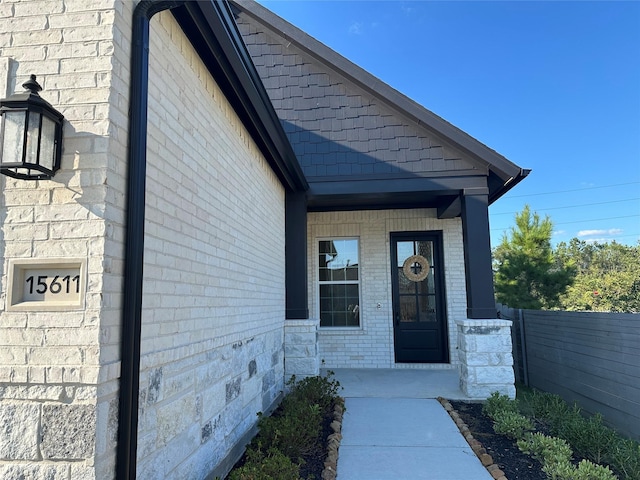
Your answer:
[330,367,471,400]
[330,368,492,480]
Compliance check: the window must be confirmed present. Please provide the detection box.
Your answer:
[318,238,360,327]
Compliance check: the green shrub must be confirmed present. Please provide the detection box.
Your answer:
[482,391,519,420]
[228,446,302,480]
[611,438,640,480]
[521,390,570,424]
[518,388,640,479]
[247,372,342,465]
[518,432,573,468]
[226,372,342,479]
[519,432,619,480]
[493,410,534,440]
[254,372,341,461]
[543,458,618,480]
[566,413,617,464]
[554,403,586,440]
[256,402,323,460]
[573,459,618,480]
[542,458,580,480]
[284,372,341,417]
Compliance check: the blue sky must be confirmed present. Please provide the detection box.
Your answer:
[256,0,640,248]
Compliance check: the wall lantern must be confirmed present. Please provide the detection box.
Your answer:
[0,75,64,180]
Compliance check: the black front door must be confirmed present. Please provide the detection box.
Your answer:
[391,232,448,363]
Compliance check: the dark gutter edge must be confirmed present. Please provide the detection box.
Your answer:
[232,0,526,180]
[488,168,531,205]
[117,2,185,479]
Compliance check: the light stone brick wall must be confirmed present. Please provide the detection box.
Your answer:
[1,2,287,479]
[134,12,286,479]
[0,1,126,478]
[457,319,516,399]
[308,209,467,369]
[284,319,319,380]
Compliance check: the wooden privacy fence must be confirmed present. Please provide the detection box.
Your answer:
[500,305,640,440]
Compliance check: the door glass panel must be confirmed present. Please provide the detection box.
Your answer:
[399,296,416,322]
[396,242,415,264]
[397,266,414,294]
[397,241,415,294]
[416,241,433,265]
[418,295,437,322]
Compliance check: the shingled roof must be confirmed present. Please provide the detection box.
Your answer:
[230,0,529,211]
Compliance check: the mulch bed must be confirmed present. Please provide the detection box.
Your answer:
[226,399,343,480]
[449,400,547,480]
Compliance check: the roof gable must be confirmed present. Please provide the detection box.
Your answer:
[236,15,479,180]
[231,0,528,206]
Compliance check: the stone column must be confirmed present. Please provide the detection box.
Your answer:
[457,319,516,399]
[284,319,319,380]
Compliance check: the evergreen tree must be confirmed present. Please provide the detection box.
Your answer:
[493,205,574,309]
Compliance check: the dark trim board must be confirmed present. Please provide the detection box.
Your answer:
[461,190,497,318]
[285,191,309,319]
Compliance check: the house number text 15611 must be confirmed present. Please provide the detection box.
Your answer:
[19,267,82,303]
[25,274,80,295]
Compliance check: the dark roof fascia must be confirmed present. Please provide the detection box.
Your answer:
[171,1,308,192]
[308,167,485,185]
[232,0,528,200]
[309,175,487,197]
[488,167,531,204]
[306,175,488,211]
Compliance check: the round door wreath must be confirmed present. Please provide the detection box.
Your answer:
[402,254,430,282]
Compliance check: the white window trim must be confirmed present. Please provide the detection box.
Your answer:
[317,236,363,330]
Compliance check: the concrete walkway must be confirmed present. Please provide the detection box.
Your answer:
[331,368,493,480]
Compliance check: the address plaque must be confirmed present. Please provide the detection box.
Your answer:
[7,258,86,311]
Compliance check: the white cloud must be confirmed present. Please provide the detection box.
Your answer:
[578,229,607,237]
[552,230,566,237]
[348,22,363,35]
[578,228,623,237]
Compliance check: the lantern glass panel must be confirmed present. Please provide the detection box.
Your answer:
[40,115,56,171]
[25,111,41,166]
[1,111,26,166]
